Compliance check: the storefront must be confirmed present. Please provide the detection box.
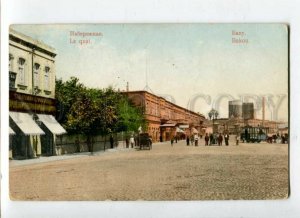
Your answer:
[9,29,67,159]
[9,112,45,159]
[37,114,66,156]
[9,94,67,159]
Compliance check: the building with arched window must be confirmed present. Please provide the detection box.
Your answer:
[9,29,66,159]
[122,90,206,142]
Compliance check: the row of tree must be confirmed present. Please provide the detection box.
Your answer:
[55,77,146,152]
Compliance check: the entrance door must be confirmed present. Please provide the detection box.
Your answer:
[166,132,170,141]
[41,134,53,156]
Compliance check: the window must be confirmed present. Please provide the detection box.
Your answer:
[9,54,14,71]
[44,66,50,91]
[18,58,26,85]
[33,63,40,88]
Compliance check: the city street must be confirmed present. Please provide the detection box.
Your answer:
[10,138,288,201]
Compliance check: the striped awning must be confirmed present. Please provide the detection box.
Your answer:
[37,114,67,135]
[9,112,45,135]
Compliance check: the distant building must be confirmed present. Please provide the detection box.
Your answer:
[9,29,66,159]
[122,90,206,142]
[210,118,281,135]
[228,100,242,118]
[242,102,254,120]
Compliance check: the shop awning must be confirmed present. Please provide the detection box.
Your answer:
[37,114,67,135]
[9,112,45,135]
[179,125,189,129]
[9,127,15,135]
[160,123,176,127]
[176,127,185,133]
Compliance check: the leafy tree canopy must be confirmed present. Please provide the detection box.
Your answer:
[55,78,145,137]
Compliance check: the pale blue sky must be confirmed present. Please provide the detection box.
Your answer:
[12,24,288,121]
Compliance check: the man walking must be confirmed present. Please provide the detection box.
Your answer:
[110,135,114,148]
[209,133,213,145]
[235,134,240,145]
[186,136,190,146]
[194,134,199,146]
[224,134,229,146]
[218,133,223,146]
[205,133,209,146]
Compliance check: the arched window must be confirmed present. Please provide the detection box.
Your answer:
[34,63,40,88]
[18,58,26,85]
[44,66,50,91]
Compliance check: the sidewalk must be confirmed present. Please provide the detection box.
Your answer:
[9,141,169,167]
[9,146,134,167]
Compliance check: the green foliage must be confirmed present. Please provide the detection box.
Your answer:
[55,77,145,138]
[116,97,146,133]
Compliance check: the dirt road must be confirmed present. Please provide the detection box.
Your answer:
[10,140,288,200]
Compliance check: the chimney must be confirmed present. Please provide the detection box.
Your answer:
[126,82,129,91]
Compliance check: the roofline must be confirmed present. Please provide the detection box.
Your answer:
[121,90,205,119]
[9,28,56,57]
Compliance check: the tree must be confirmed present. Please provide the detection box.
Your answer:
[55,77,146,153]
[116,96,146,134]
[65,87,103,152]
[55,77,84,125]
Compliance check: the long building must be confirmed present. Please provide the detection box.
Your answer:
[9,29,66,159]
[122,90,206,142]
[207,118,282,135]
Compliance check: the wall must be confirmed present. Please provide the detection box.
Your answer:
[9,36,56,99]
[55,133,130,154]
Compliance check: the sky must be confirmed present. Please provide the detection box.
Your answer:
[12,24,288,121]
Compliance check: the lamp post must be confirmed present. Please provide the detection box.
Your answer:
[208,108,219,134]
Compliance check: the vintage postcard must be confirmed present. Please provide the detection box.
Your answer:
[8,24,288,201]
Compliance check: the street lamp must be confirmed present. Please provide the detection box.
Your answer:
[208,108,219,133]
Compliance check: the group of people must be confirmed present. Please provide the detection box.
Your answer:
[266,133,289,144]
[203,133,239,146]
[170,133,237,147]
[204,133,231,146]
[185,134,201,146]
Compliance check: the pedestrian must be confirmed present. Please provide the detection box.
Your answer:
[191,135,194,146]
[175,136,178,143]
[130,135,135,148]
[194,134,199,146]
[281,134,285,144]
[213,133,217,145]
[209,133,213,145]
[171,137,174,146]
[205,133,209,146]
[218,133,223,146]
[235,134,240,145]
[125,138,129,148]
[224,134,229,146]
[186,136,190,146]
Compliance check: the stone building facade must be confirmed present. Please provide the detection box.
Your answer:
[9,29,66,159]
[122,91,206,142]
[207,118,281,135]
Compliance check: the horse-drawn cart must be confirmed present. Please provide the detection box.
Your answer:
[137,133,152,150]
